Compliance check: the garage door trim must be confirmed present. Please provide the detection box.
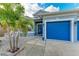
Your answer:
[44,18,75,42]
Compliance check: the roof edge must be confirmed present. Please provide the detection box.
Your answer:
[35,9,79,16]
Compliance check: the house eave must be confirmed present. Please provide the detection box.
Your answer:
[35,9,79,17]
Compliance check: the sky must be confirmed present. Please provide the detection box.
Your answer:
[21,3,79,17]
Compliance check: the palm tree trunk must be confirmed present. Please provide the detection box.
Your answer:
[8,30,12,51]
[15,31,20,50]
[12,32,16,51]
[9,33,12,50]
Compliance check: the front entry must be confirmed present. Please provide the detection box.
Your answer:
[37,23,43,36]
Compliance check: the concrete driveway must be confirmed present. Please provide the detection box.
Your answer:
[17,37,79,56]
[1,36,79,56]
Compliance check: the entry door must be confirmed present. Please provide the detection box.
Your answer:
[46,21,71,41]
[37,23,43,36]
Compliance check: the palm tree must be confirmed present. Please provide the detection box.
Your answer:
[0,3,33,53]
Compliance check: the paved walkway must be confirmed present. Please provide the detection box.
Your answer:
[17,37,45,56]
[17,38,79,56]
[1,36,79,56]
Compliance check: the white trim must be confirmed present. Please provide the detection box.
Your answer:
[45,18,74,22]
[44,13,78,19]
[74,17,77,42]
[44,18,74,42]
[75,20,77,42]
[44,20,46,40]
[71,20,75,42]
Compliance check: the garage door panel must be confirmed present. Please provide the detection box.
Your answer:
[77,21,79,40]
[46,21,70,41]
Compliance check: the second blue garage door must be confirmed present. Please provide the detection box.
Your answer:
[46,21,71,41]
[77,21,79,41]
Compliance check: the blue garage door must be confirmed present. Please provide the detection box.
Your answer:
[77,21,79,40]
[46,21,71,41]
